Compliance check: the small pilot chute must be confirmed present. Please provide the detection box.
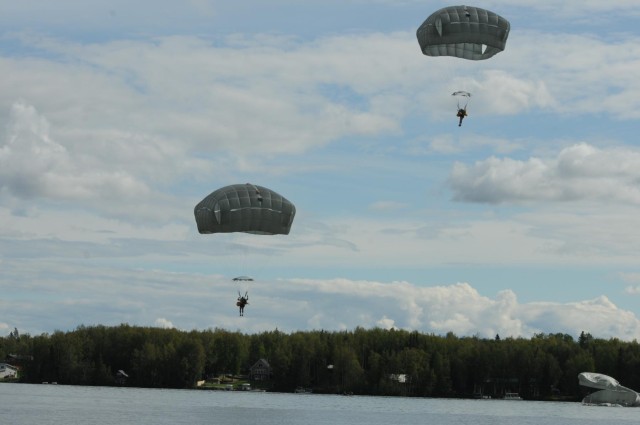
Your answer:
[232,276,254,282]
[452,91,472,109]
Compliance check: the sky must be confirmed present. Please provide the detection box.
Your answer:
[1,0,640,340]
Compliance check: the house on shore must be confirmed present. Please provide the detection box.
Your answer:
[249,359,272,381]
[0,363,18,380]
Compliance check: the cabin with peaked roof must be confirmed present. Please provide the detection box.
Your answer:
[249,358,271,381]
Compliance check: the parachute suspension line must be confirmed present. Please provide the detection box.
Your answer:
[453,91,472,110]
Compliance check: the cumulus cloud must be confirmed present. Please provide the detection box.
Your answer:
[461,70,555,116]
[246,277,640,339]
[503,31,640,117]
[449,143,640,205]
[154,318,175,329]
[3,3,640,343]
[13,32,406,154]
[620,275,640,295]
[522,296,640,339]
[617,277,640,298]
[0,101,151,202]
[3,260,639,340]
[3,26,639,163]
[376,315,395,329]
[0,27,638,215]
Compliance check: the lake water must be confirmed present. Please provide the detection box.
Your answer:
[1,383,638,425]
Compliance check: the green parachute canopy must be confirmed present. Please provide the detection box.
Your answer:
[232,276,254,282]
[417,5,510,60]
[194,183,296,235]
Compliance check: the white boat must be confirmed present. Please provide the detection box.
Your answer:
[578,372,640,407]
[503,392,522,400]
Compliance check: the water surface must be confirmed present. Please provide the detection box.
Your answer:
[2,383,638,425]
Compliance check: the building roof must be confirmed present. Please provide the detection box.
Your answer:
[250,358,271,369]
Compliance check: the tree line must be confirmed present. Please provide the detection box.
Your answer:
[2,325,639,399]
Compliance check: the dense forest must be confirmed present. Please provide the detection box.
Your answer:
[2,325,639,400]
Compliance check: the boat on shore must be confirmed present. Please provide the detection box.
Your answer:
[503,392,522,400]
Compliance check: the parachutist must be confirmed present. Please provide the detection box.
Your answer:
[457,108,467,126]
[452,91,471,126]
[237,291,249,316]
[195,183,294,321]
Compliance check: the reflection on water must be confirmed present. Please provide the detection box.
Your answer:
[1,383,639,425]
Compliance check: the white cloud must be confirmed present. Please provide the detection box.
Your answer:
[3,27,638,162]
[376,315,395,329]
[625,286,640,295]
[521,296,640,339]
[368,201,408,211]
[0,101,152,202]
[2,3,640,343]
[472,70,555,115]
[0,28,638,213]
[409,132,523,156]
[3,261,639,340]
[503,31,640,117]
[619,272,640,284]
[154,318,175,329]
[492,0,640,15]
[450,143,640,205]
